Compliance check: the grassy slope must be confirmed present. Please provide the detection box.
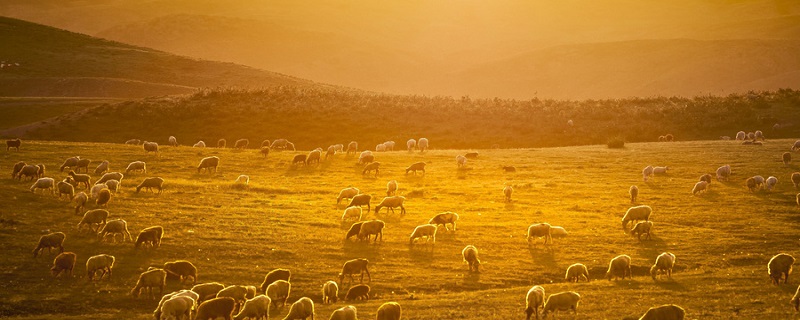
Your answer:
[0,98,121,131]
[0,139,799,319]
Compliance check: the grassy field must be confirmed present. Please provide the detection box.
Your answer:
[0,98,121,131]
[0,139,799,319]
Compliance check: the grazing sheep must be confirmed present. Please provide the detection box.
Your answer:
[526,285,545,320]
[791,172,800,189]
[665,134,674,142]
[503,165,517,173]
[235,175,250,186]
[91,183,108,198]
[68,171,92,189]
[631,221,653,241]
[792,285,800,311]
[6,138,21,151]
[33,232,66,257]
[131,268,167,298]
[329,305,357,320]
[135,226,164,249]
[283,297,314,320]
[259,139,271,148]
[747,132,755,140]
[326,145,336,160]
[347,194,372,211]
[97,219,132,243]
[345,284,370,301]
[342,206,363,223]
[143,141,159,156]
[716,165,731,181]
[192,283,226,303]
[196,297,236,320]
[156,290,201,320]
[76,209,108,232]
[653,166,669,174]
[746,177,758,192]
[651,252,676,281]
[346,141,358,156]
[73,192,88,214]
[691,181,709,195]
[376,302,401,320]
[104,180,118,194]
[161,295,195,320]
[405,162,426,175]
[51,252,77,278]
[75,158,91,173]
[260,146,271,158]
[418,138,429,152]
[754,175,766,188]
[136,177,164,194]
[17,165,41,181]
[337,187,360,205]
[125,161,146,174]
[306,150,322,166]
[464,152,479,159]
[755,130,765,141]
[164,260,197,285]
[606,254,632,280]
[429,212,459,231]
[784,152,792,166]
[86,254,115,280]
[338,258,371,286]
[565,263,590,282]
[622,205,653,232]
[374,196,406,215]
[292,154,307,166]
[345,222,364,241]
[383,141,396,151]
[736,131,746,140]
[125,139,141,145]
[270,139,295,151]
[638,304,685,320]
[234,139,249,149]
[456,155,467,168]
[96,188,112,207]
[642,166,654,182]
[504,185,513,202]
[406,139,416,151]
[386,180,398,196]
[794,140,800,151]
[57,178,75,200]
[542,291,581,318]
[333,144,344,153]
[11,161,25,178]
[168,136,178,147]
[768,253,795,285]
[218,139,227,148]
[218,285,249,312]
[765,176,778,191]
[234,295,271,320]
[198,156,220,174]
[699,173,712,184]
[59,156,80,172]
[357,220,385,243]
[95,172,123,186]
[358,150,374,164]
[550,226,568,238]
[409,224,437,245]
[629,185,638,204]
[527,223,552,246]
[376,143,387,152]
[30,177,55,195]
[258,269,291,294]
[322,281,339,304]
[266,280,291,308]
[462,245,481,272]
[194,140,206,148]
[245,286,257,299]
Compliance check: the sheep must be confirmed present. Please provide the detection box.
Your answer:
[266,280,291,308]
[462,245,481,272]
[96,188,112,207]
[322,280,338,304]
[358,150,374,164]
[527,223,552,246]
[73,192,88,214]
[235,175,250,186]
[542,291,581,318]
[386,180,398,196]
[33,232,66,257]
[794,140,800,151]
[198,156,220,174]
[357,220,384,243]
[11,161,25,178]
[337,187,360,205]
[271,139,295,151]
[376,143,387,152]
[345,222,364,241]
[6,138,20,150]
[550,226,568,238]
[765,176,778,191]
[374,196,406,215]
[418,138,429,152]
[135,226,164,249]
[234,295,271,320]
[456,155,467,168]
[792,172,800,189]
[376,302,401,320]
[69,171,92,189]
[125,161,146,174]
[218,139,227,148]
[503,165,517,172]
[30,177,55,195]
[51,252,77,278]
[60,156,80,172]
[463,152,479,159]
[218,285,249,312]
[136,177,164,194]
[169,136,178,147]
[629,185,638,204]
[258,139,271,148]
[638,304,685,320]
[716,165,731,181]
[325,145,337,160]
[642,166,654,181]
[194,140,206,148]
[306,150,322,165]
[754,175,766,188]
[631,221,653,240]
[504,185,513,202]
[338,258,371,286]
[17,165,42,181]
[105,180,120,194]
[346,141,358,155]
[755,130,765,141]
[650,252,676,281]
[768,253,795,285]
[606,254,632,280]
[161,296,196,320]
[345,284,370,301]
[409,224,437,245]
[746,177,758,192]
[747,132,755,140]
[131,268,167,298]
[292,154,307,166]
[793,285,800,311]
[282,297,314,320]
[525,285,545,320]
[256,269,291,296]
[347,194,372,211]
[192,282,226,303]
[405,162,426,175]
[94,160,109,174]
[665,134,674,142]
[57,178,75,200]
[261,146,271,158]
[428,212,458,231]
[154,290,200,320]
[97,219,132,243]
[699,173,712,184]
[563,263,590,283]
[163,260,197,285]
[622,205,652,232]
[784,152,792,166]
[73,158,91,173]
[334,144,344,153]
[342,206,363,223]
[96,172,123,185]
[91,183,108,198]
[125,139,141,145]
[736,131,746,140]
[245,286,257,299]
[196,297,236,320]
[406,139,416,151]
[691,181,709,195]
[234,139,249,149]
[77,209,108,232]
[329,305,357,320]
[653,166,669,174]
[86,254,115,280]
[143,141,159,156]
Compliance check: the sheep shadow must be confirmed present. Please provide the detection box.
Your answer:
[527,246,558,268]
[504,201,515,210]
[406,245,435,263]
[653,279,688,291]
[462,271,481,283]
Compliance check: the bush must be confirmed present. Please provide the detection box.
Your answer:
[607,136,626,149]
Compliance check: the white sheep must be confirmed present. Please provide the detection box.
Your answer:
[527,223,552,246]
[125,161,146,174]
[406,139,416,151]
[357,220,384,243]
[136,177,164,194]
[154,290,200,320]
[338,258,371,285]
[504,185,513,202]
[322,280,338,304]
[456,155,467,168]
[168,136,178,147]
[651,252,676,281]
[196,297,236,320]
[462,245,481,272]
[386,180,398,196]
[341,206,363,223]
[130,268,167,298]
[194,140,206,148]
[283,297,314,320]
[755,130,764,141]
[30,177,55,195]
[33,232,66,257]
[97,219,132,243]
[376,302,401,320]
[337,187,360,205]
[736,131,746,141]
[143,141,159,156]
[266,280,291,308]
[793,140,800,151]
[96,172,124,185]
[622,205,652,232]
[192,283,225,303]
[565,263,589,282]
[235,175,250,186]
[642,166,654,181]
[638,304,685,320]
[161,295,196,319]
[383,141,396,151]
[653,166,669,174]
[429,212,459,231]
[409,224,437,245]
[765,176,778,191]
[418,138,429,152]
[198,156,220,174]
[542,291,581,318]
[550,226,568,238]
[73,192,88,214]
[104,180,120,193]
[631,221,653,241]
[329,305,357,320]
[769,253,795,285]
[86,254,115,281]
[234,295,271,320]
[346,141,358,155]
[691,181,709,195]
[525,285,545,320]
[90,183,108,198]
[374,196,406,215]
[629,185,638,204]
[606,254,632,280]
[376,143,387,152]
[716,165,731,181]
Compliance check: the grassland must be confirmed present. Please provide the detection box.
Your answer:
[0,98,121,131]
[1,139,799,319]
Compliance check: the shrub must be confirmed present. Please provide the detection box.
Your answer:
[607,136,626,149]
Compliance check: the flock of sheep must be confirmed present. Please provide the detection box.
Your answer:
[6,132,800,320]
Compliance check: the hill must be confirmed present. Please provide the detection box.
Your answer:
[1,139,799,319]
[2,88,799,148]
[0,16,313,98]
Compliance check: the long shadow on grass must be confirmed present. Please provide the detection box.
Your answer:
[527,244,558,269]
